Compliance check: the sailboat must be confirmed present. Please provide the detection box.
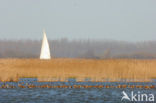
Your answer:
[40,30,51,59]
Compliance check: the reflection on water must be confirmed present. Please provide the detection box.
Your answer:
[0,78,155,103]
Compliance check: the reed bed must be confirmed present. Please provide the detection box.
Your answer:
[0,59,155,82]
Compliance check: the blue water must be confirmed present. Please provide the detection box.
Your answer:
[0,78,155,103]
[0,88,155,103]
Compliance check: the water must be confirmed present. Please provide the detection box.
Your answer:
[0,88,155,103]
[0,79,155,103]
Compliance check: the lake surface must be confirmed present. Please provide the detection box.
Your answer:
[0,88,156,103]
[0,79,155,103]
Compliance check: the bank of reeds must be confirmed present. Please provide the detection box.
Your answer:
[0,59,155,82]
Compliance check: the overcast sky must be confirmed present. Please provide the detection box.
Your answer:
[0,0,156,41]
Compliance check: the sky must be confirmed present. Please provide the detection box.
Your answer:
[0,0,156,41]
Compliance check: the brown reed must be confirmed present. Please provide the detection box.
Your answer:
[0,58,155,82]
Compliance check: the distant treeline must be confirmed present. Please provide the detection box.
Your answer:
[0,38,156,59]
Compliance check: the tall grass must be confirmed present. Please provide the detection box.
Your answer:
[0,59,155,82]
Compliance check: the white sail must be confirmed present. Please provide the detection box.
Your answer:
[40,30,51,59]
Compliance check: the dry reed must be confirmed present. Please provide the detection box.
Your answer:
[0,59,155,82]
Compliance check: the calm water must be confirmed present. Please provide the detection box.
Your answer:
[0,79,155,103]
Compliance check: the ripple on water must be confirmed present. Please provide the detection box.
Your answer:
[0,88,155,103]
